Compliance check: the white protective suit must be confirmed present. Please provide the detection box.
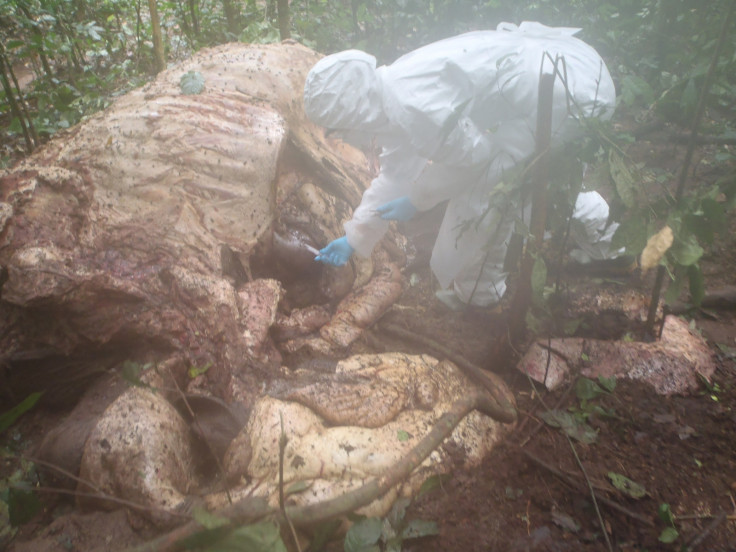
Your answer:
[304,21,619,306]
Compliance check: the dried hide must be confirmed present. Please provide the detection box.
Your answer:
[0,41,370,406]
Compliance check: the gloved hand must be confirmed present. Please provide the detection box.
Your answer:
[314,236,354,266]
[375,196,417,222]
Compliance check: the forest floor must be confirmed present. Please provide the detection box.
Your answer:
[391,128,736,552]
[395,275,736,552]
[1,126,735,552]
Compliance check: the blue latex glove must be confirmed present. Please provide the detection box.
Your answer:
[375,196,417,222]
[314,236,354,266]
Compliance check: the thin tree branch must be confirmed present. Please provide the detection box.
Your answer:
[122,390,504,552]
[520,448,655,527]
[378,322,517,424]
[566,435,614,552]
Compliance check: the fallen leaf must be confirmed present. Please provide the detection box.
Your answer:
[659,527,679,543]
[539,410,598,444]
[640,226,673,274]
[607,472,646,499]
[551,510,581,533]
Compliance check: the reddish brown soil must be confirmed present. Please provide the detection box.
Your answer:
[386,273,736,552]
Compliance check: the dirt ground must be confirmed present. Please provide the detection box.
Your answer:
[2,130,736,551]
[381,257,736,552]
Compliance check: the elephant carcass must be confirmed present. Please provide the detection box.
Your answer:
[75,354,514,525]
[0,41,372,407]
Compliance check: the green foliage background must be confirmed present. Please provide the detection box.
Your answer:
[2,0,735,137]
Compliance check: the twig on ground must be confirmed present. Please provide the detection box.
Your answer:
[28,485,190,521]
[122,389,504,552]
[516,376,576,445]
[685,511,728,552]
[566,435,614,552]
[24,455,104,495]
[520,448,655,528]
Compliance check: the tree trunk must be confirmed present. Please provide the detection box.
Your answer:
[16,2,54,79]
[276,0,290,39]
[507,71,554,345]
[147,0,166,74]
[188,0,200,36]
[0,46,36,153]
[223,0,240,36]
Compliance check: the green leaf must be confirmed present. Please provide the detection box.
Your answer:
[401,519,439,540]
[664,266,686,305]
[609,149,636,209]
[186,521,287,552]
[396,429,411,442]
[575,378,604,401]
[386,497,410,530]
[610,215,648,254]
[192,507,229,529]
[597,376,616,393]
[5,39,25,50]
[344,517,382,552]
[189,362,212,379]
[120,361,152,388]
[659,527,679,543]
[670,235,704,267]
[8,487,40,527]
[658,503,675,524]
[539,410,598,444]
[620,74,655,106]
[310,519,342,552]
[0,392,43,434]
[417,474,451,497]
[607,472,646,499]
[700,197,726,227]
[180,70,205,95]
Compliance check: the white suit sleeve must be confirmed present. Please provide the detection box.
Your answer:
[344,138,428,257]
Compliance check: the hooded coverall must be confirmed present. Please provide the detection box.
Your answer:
[304,22,619,306]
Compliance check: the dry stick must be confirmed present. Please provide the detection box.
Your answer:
[24,455,105,495]
[645,0,736,335]
[516,380,576,446]
[567,435,613,552]
[24,455,192,522]
[123,391,500,552]
[685,511,728,552]
[0,46,35,153]
[520,448,654,528]
[30,486,190,521]
[378,322,517,424]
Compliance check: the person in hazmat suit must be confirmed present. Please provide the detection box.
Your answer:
[304,21,621,308]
